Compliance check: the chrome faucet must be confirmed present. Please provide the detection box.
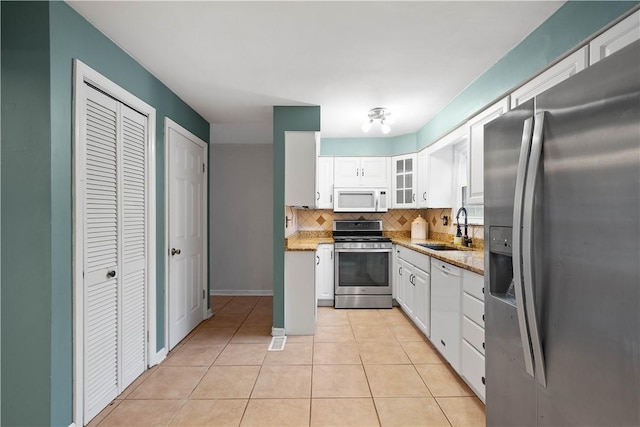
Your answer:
[456,207,472,247]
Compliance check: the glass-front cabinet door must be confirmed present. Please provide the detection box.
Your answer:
[392,153,417,208]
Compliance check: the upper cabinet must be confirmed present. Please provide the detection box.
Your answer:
[392,153,417,208]
[510,46,588,108]
[417,149,429,208]
[590,10,640,65]
[467,97,509,205]
[316,157,334,209]
[334,157,389,188]
[285,131,319,207]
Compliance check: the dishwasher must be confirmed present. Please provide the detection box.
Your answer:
[430,259,462,371]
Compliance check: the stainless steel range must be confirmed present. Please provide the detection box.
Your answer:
[333,220,392,309]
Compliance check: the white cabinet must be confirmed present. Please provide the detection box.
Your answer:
[284,251,316,335]
[285,131,318,207]
[334,157,389,188]
[417,149,429,208]
[426,125,467,208]
[316,157,334,209]
[396,246,431,337]
[315,244,334,306]
[430,259,462,372]
[590,10,640,65]
[467,97,509,205]
[510,46,588,108]
[411,267,430,337]
[392,153,417,208]
[399,259,415,319]
[461,270,485,402]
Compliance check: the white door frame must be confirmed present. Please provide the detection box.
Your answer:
[164,118,209,351]
[72,59,157,427]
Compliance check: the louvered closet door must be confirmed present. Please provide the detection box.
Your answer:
[119,104,147,390]
[83,86,120,421]
[82,85,148,422]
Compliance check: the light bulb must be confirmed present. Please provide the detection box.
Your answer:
[361,120,373,132]
[381,121,391,134]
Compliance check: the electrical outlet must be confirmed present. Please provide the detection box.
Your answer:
[443,216,449,226]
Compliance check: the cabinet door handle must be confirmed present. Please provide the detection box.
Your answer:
[316,255,320,265]
[413,193,416,202]
[362,169,365,176]
[356,168,359,176]
[330,251,333,260]
[171,248,181,256]
[107,270,116,279]
[330,194,333,203]
[482,287,485,294]
[399,266,403,276]
[441,339,446,347]
[423,192,427,201]
[482,376,486,385]
[317,191,320,201]
[483,342,485,349]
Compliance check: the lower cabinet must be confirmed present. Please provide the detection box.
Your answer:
[284,251,316,335]
[316,244,334,306]
[392,245,485,402]
[430,259,462,372]
[461,269,486,402]
[396,246,431,338]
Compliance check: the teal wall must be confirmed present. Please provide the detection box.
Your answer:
[1,3,52,425]
[321,1,639,156]
[273,107,321,328]
[2,2,210,425]
[320,133,416,157]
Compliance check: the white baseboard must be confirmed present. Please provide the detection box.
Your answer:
[271,327,286,336]
[206,308,212,319]
[211,289,273,296]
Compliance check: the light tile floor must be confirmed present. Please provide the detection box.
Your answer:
[92,296,485,427]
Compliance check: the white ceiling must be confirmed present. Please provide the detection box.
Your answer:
[68,1,564,143]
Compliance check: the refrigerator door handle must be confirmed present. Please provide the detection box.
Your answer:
[512,117,535,378]
[522,111,547,388]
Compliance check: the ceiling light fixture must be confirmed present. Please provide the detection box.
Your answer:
[361,107,392,135]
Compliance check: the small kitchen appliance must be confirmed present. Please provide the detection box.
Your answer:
[333,220,392,308]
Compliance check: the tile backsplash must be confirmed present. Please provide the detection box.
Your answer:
[288,207,484,246]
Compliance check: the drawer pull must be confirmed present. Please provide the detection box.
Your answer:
[482,376,486,385]
[482,314,485,321]
[483,342,485,349]
[482,287,485,294]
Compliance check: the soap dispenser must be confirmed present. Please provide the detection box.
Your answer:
[453,223,463,245]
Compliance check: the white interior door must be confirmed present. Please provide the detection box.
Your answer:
[74,60,156,427]
[167,119,207,350]
[83,86,120,422]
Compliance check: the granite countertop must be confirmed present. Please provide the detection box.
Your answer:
[392,237,484,275]
[285,231,484,275]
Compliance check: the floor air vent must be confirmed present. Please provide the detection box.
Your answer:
[268,335,287,351]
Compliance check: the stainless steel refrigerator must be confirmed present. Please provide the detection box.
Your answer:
[484,40,639,426]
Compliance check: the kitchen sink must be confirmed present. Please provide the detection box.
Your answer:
[416,243,461,251]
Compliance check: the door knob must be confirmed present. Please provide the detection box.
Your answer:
[107,270,116,278]
[171,248,181,256]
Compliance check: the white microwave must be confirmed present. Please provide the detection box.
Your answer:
[333,188,388,212]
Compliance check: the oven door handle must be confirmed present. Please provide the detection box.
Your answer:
[334,248,393,254]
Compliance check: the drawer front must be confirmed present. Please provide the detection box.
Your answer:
[462,340,486,402]
[463,293,484,327]
[463,270,484,301]
[463,316,485,355]
[397,246,430,273]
